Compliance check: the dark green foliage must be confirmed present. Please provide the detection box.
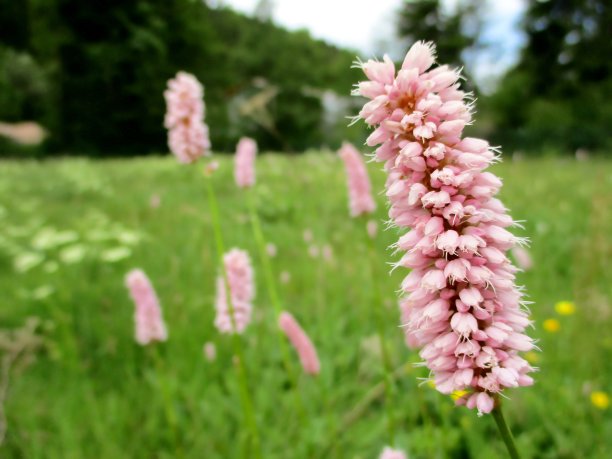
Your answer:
[396,0,481,77]
[0,46,49,121]
[487,0,612,153]
[0,0,361,156]
[0,0,30,50]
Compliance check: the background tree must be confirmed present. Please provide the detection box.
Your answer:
[0,0,362,156]
[489,0,611,153]
[0,0,30,51]
[396,0,482,85]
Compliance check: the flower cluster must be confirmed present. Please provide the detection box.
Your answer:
[356,42,535,414]
[164,71,211,163]
[338,142,377,217]
[125,269,168,345]
[278,311,320,375]
[214,248,255,334]
[379,447,407,459]
[235,137,258,188]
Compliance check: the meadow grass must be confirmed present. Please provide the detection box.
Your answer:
[0,153,610,458]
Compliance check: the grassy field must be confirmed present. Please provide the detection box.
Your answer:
[0,153,611,458]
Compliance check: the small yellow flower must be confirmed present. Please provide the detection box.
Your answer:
[543,318,560,333]
[427,380,436,389]
[591,391,610,410]
[451,390,468,401]
[555,301,576,315]
[525,351,539,364]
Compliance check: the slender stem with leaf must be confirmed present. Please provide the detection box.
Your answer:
[492,397,521,459]
[205,174,262,459]
[362,216,397,446]
[150,345,181,456]
[245,189,306,420]
[317,363,410,459]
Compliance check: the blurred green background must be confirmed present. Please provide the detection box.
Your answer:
[1,1,611,458]
[0,155,610,458]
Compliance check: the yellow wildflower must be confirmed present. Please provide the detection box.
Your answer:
[555,301,576,315]
[591,391,610,410]
[451,390,468,401]
[543,318,560,333]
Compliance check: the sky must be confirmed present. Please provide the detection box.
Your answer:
[218,0,527,91]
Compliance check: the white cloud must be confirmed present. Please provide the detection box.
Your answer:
[220,0,527,87]
[220,0,401,54]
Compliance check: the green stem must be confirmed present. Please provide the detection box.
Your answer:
[151,346,182,456]
[206,175,263,459]
[362,216,397,445]
[492,397,521,459]
[245,190,306,421]
[317,363,409,459]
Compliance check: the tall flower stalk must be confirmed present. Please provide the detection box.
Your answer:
[338,142,397,445]
[379,446,408,459]
[214,248,255,335]
[164,73,262,457]
[164,72,210,164]
[355,42,535,457]
[233,138,307,420]
[125,269,168,346]
[205,175,263,458]
[492,396,521,459]
[124,270,179,450]
[278,312,320,376]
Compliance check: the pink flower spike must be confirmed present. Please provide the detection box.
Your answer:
[125,269,168,345]
[214,249,255,335]
[338,142,377,217]
[476,391,495,415]
[379,446,408,459]
[149,194,161,209]
[234,137,257,188]
[367,219,378,239]
[164,71,210,163]
[402,40,436,73]
[356,41,536,414]
[280,271,291,284]
[204,160,219,176]
[266,243,277,257]
[203,341,216,362]
[278,311,320,375]
[303,229,314,243]
[511,246,533,271]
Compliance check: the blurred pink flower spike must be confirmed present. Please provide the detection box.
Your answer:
[266,243,277,258]
[280,271,291,284]
[357,41,536,415]
[379,446,408,459]
[214,249,255,334]
[278,311,320,376]
[204,160,219,177]
[203,341,217,362]
[367,219,378,239]
[164,71,211,163]
[125,269,168,345]
[234,137,258,188]
[303,228,314,243]
[511,246,533,271]
[149,194,161,209]
[338,141,377,217]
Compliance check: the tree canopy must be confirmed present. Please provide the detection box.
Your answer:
[487,0,611,152]
[0,0,363,155]
[1,0,610,156]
